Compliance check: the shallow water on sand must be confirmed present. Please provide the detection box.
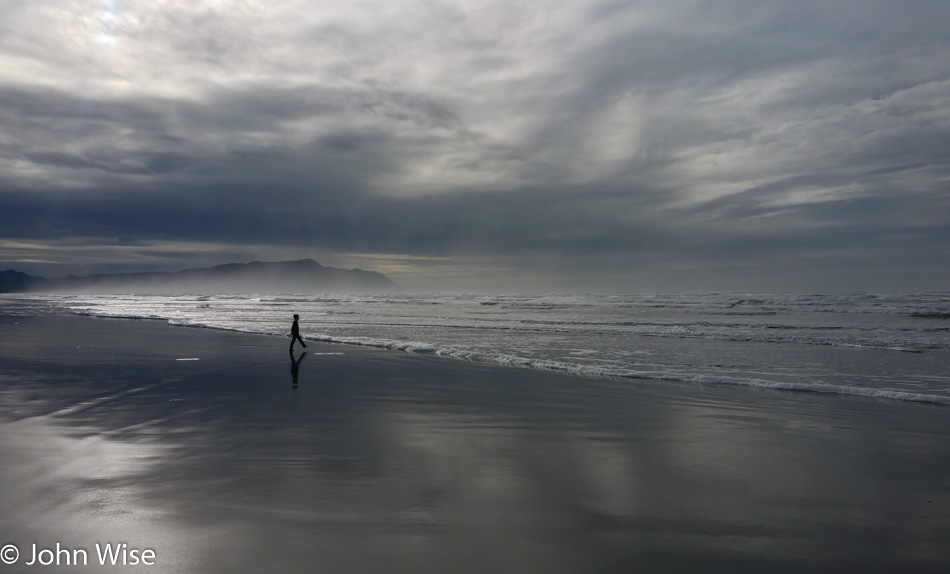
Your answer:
[1,315,949,573]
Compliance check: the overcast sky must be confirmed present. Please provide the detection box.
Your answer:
[1,0,948,291]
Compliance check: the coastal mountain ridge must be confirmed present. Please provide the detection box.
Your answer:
[0,259,397,293]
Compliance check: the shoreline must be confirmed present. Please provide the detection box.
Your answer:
[1,313,949,573]
[5,297,949,406]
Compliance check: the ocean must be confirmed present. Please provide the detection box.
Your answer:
[3,291,949,404]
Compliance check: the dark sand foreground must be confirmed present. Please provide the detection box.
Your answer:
[1,313,948,573]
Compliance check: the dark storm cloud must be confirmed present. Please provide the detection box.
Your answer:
[1,0,949,289]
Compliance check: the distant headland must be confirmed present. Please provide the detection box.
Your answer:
[0,259,397,294]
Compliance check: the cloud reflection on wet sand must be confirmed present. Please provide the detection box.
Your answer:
[1,314,948,573]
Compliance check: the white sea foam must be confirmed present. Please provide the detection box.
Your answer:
[4,292,949,405]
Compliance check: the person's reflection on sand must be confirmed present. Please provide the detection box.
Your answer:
[290,351,307,389]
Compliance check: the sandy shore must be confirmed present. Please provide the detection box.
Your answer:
[1,313,948,573]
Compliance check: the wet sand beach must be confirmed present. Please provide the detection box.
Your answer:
[1,313,949,573]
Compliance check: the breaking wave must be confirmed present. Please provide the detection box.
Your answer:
[4,291,949,405]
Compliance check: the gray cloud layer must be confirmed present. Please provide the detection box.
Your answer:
[1,0,948,290]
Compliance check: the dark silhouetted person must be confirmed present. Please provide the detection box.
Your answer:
[290,313,307,352]
[290,351,306,389]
